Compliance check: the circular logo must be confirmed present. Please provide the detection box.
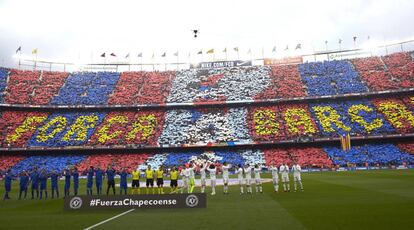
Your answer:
[69,197,83,209]
[185,194,199,207]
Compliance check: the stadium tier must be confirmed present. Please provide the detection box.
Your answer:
[0,96,413,148]
[4,69,69,105]
[0,52,412,106]
[1,143,414,175]
[397,141,414,154]
[75,153,151,172]
[0,52,414,175]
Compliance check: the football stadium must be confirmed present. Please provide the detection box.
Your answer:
[1,0,414,229]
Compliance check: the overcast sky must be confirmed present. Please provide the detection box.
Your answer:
[0,0,413,68]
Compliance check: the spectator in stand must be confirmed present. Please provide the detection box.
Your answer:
[19,170,30,200]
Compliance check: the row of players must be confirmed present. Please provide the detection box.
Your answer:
[2,162,304,200]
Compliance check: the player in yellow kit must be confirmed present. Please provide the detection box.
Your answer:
[156,166,164,194]
[170,167,179,193]
[131,168,140,194]
[145,165,155,194]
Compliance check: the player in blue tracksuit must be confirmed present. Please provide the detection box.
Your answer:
[86,166,94,195]
[73,167,79,196]
[50,170,59,198]
[64,169,71,197]
[19,171,30,200]
[95,167,103,195]
[120,168,128,195]
[39,170,48,199]
[3,169,13,200]
[30,168,40,199]
[106,166,116,195]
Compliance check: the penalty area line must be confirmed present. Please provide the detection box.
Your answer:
[84,208,135,230]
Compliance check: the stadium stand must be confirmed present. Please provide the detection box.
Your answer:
[351,56,399,91]
[51,72,119,105]
[10,155,86,175]
[0,111,49,147]
[254,65,307,99]
[0,51,414,175]
[161,150,248,167]
[3,142,414,176]
[263,147,333,167]
[299,60,368,96]
[397,140,414,154]
[352,52,414,90]
[0,68,8,103]
[27,112,107,147]
[382,52,414,88]
[4,70,69,104]
[108,71,175,105]
[0,155,25,172]
[0,98,413,149]
[76,153,152,172]
[324,143,414,166]
[89,111,166,146]
[166,66,271,103]
[0,52,412,106]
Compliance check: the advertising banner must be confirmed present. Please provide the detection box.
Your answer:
[65,193,207,210]
[191,60,252,69]
[263,56,303,66]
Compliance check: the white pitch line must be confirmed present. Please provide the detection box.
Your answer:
[83,188,181,229]
[84,208,135,230]
[83,182,233,229]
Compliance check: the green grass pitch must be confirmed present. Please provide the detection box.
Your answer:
[0,170,413,230]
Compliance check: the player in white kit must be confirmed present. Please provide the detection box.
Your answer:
[199,163,207,193]
[269,163,279,192]
[236,164,244,194]
[279,163,290,192]
[188,163,196,193]
[207,163,217,195]
[292,162,304,192]
[180,165,190,193]
[254,164,263,193]
[222,162,231,194]
[244,164,253,194]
